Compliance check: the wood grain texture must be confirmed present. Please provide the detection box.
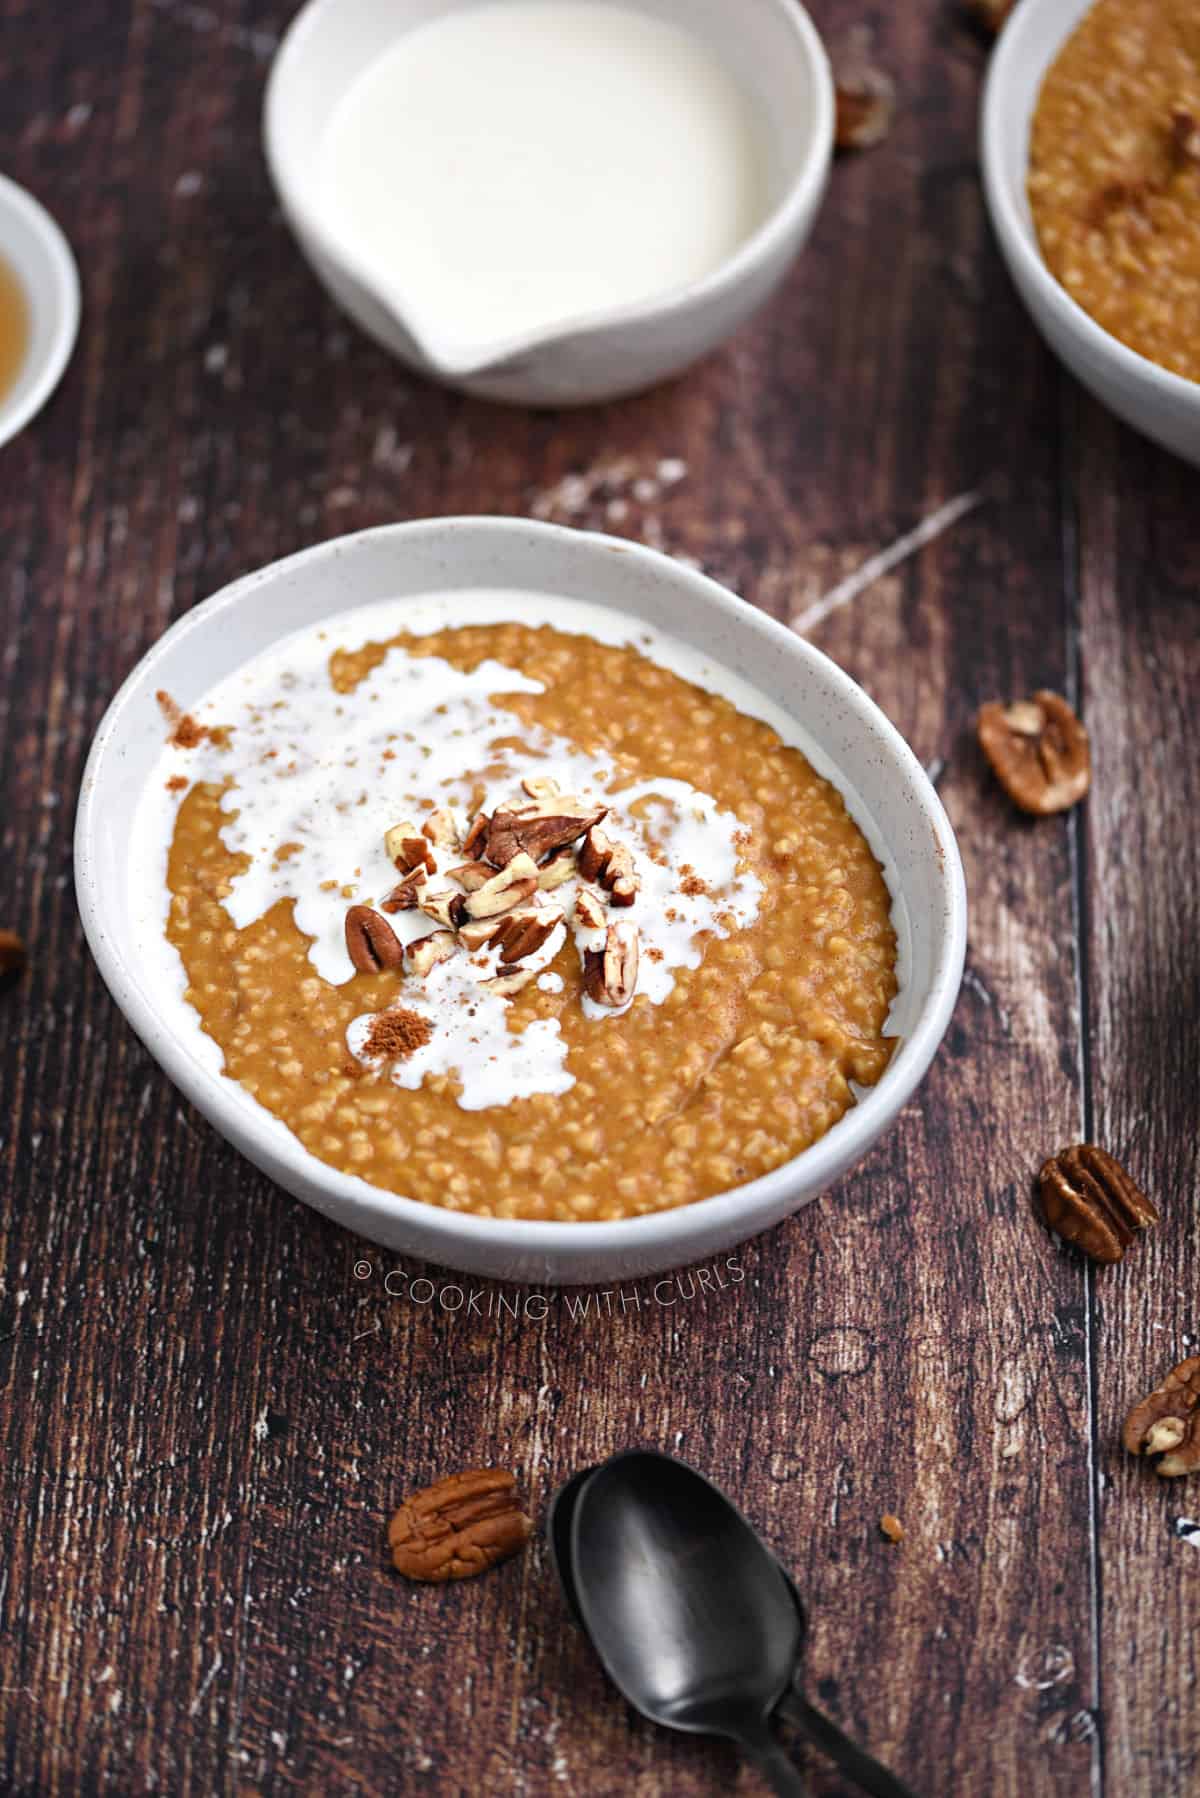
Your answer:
[0,1,1196,1794]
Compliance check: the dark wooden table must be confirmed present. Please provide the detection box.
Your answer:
[2,2,1197,1793]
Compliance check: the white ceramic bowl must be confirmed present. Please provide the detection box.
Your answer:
[76,519,965,1284]
[263,0,833,406]
[0,173,80,450]
[981,0,1200,467]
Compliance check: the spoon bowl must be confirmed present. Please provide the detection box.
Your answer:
[553,1450,920,1798]
[570,1450,806,1790]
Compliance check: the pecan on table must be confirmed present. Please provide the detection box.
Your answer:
[977,691,1091,815]
[964,0,1014,36]
[830,26,894,152]
[1123,1356,1200,1478]
[1038,1144,1159,1264]
[344,905,405,975]
[0,929,26,980]
[388,1468,533,1581]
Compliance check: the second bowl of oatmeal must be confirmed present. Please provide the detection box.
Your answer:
[982,0,1200,466]
[76,520,965,1285]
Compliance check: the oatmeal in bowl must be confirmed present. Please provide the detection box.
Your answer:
[982,0,1200,465]
[77,520,964,1282]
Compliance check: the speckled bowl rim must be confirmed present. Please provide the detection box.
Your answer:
[76,519,966,1279]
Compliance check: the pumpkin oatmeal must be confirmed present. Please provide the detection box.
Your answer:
[1028,0,1200,382]
[156,610,897,1222]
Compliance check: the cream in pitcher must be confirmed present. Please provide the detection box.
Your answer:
[315,0,770,356]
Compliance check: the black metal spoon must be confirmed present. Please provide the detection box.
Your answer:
[549,1452,919,1798]
[565,1450,807,1794]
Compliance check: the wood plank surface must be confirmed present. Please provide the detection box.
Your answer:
[0,2,1196,1795]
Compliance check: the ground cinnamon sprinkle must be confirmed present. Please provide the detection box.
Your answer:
[165,774,188,792]
[363,1008,433,1061]
[156,689,230,750]
[680,875,708,897]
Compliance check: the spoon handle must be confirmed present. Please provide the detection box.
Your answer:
[744,1728,811,1797]
[778,1694,920,1798]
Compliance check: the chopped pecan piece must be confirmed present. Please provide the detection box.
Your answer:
[483,965,539,998]
[345,905,405,974]
[583,922,640,1009]
[462,811,491,859]
[380,867,427,913]
[574,888,607,931]
[1038,1144,1159,1264]
[461,853,539,920]
[422,808,460,850]
[537,846,577,891]
[0,929,26,979]
[459,917,504,950]
[577,826,640,904]
[577,825,613,882]
[492,906,563,966]
[521,775,561,801]
[406,930,458,978]
[384,821,436,874]
[603,841,639,906]
[977,691,1091,814]
[388,1468,533,1581]
[1123,1357,1200,1479]
[416,887,465,930]
[446,860,494,892]
[485,797,607,868]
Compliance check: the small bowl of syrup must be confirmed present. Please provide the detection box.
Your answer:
[0,172,79,449]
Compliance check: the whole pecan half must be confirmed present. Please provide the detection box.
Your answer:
[345,905,404,974]
[0,929,26,979]
[388,1468,533,1581]
[1123,1356,1200,1478]
[1038,1144,1159,1263]
[977,691,1091,815]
